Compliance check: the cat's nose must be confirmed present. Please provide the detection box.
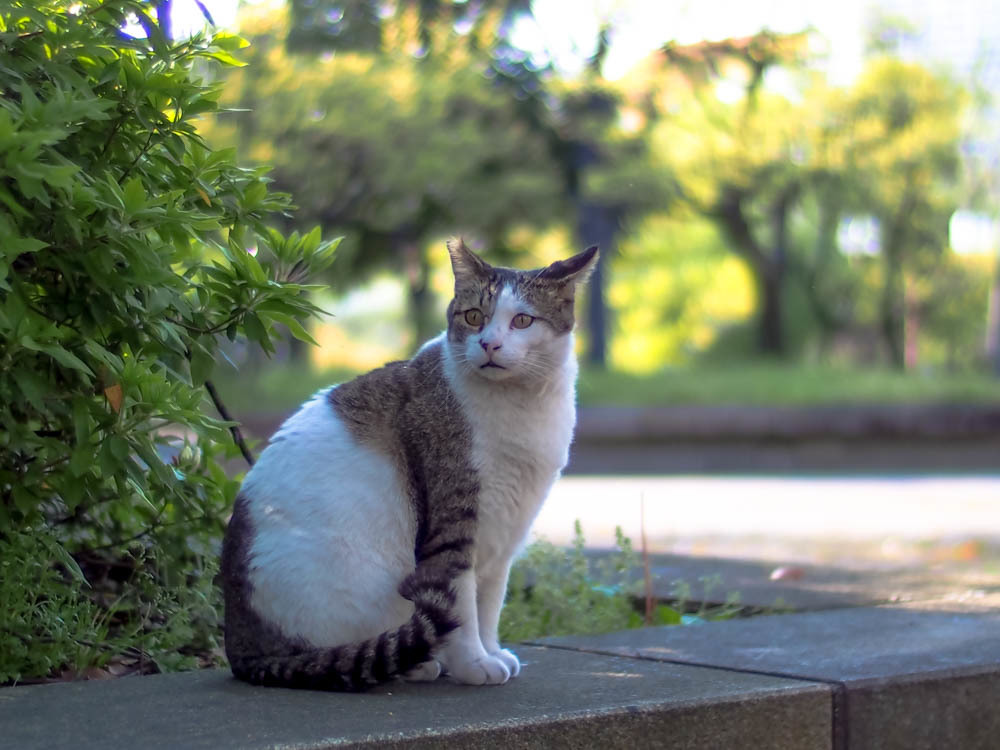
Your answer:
[479,338,501,352]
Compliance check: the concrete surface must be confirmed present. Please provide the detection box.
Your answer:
[536,606,1000,750]
[534,475,1000,565]
[241,404,1000,473]
[0,647,831,750]
[574,405,1000,441]
[567,405,1000,473]
[584,550,1000,611]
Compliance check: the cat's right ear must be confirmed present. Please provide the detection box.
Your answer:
[447,238,491,287]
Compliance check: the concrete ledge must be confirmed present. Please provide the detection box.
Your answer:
[0,647,830,749]
[242,405,1000,474]
[4,604,999,747]
[5,567,997,750]
[535,606,1000,750]
[566,435,1000,473]
[575,405,1000,442]
[567,405,1000,473]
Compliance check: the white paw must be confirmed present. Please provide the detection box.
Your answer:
[403,660,442,682]
[444,653,511,685]
[492,648,520,678]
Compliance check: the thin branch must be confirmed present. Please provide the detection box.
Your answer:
[640,493,654,626]
[204,379,255,467]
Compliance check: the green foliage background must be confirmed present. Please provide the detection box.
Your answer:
[0,0,337,682]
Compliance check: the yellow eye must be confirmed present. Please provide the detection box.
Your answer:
[464,309,484,327]
[512,313,534,329]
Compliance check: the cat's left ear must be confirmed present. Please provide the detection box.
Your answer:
[538,245,599,291]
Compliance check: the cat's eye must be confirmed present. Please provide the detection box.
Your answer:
[464,309,484,327]
[511,313,534,330]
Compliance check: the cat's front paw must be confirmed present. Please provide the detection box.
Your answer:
[445,653,511,686]
[492,648,520,678]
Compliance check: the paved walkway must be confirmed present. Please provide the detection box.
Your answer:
[534,475,1000,567]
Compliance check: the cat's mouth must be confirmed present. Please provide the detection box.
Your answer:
[480,361,506,369]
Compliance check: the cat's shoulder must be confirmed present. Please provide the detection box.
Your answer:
[328,335,457,425]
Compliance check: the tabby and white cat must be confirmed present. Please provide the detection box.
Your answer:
[221,239,597,690]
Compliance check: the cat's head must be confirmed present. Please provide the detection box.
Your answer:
[444,239,598,383]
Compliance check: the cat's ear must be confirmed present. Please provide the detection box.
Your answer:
[447,237,491,287]
[538,245,599,288]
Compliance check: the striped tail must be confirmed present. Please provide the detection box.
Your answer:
[230,577,458,692]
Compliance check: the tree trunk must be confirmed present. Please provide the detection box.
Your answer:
[758,268,784,355]
[879,209,908,370]
[403,240,438,349]
[756,186,796,356]
[576,203,619,369]
[880,248,906,369]
[903,275,920,371]
[987,238,1000,376]
[713,185,793,358]
[586,252,607,367]
[798,194,846,359]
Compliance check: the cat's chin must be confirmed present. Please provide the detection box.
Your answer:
[473,363,518,382]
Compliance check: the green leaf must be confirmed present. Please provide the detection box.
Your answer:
[654,605,683,626]
[42,344,93,376]
[122,177,146,214]
[109,435,130,461]
[69,444,92,477]
[12,369,47,409]
[3,236,48,255]
[188,345,215,386]
[205,49,247,68]
[242,312,268,346]
[50,543,89,587]
[210,32,250,52]
[12,485,37,515]
[72,398,90,447]
[268,312,319,347]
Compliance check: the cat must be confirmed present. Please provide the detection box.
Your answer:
[221,238,598,690]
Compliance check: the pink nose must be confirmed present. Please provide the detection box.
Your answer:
[479,339,501,352]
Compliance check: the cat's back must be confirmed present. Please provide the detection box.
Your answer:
[243,343,443,497]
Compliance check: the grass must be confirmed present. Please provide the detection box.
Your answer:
[577,362,1000,407]
[213,359,1000,415]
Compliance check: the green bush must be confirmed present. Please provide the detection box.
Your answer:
[0,0,337,683]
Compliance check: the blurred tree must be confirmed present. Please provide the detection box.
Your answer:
[959,60,1000,374]
[608,213,755,371]
[824,58,964,368]
[649,32,813,357]
[286,0,531,56]
[548,37,675,367]
[914,252,992,370]
[212,4,563,345]
[644,34,967,369]
[217,3,673,364]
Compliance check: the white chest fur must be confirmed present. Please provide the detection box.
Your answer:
[443,337,578,567]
